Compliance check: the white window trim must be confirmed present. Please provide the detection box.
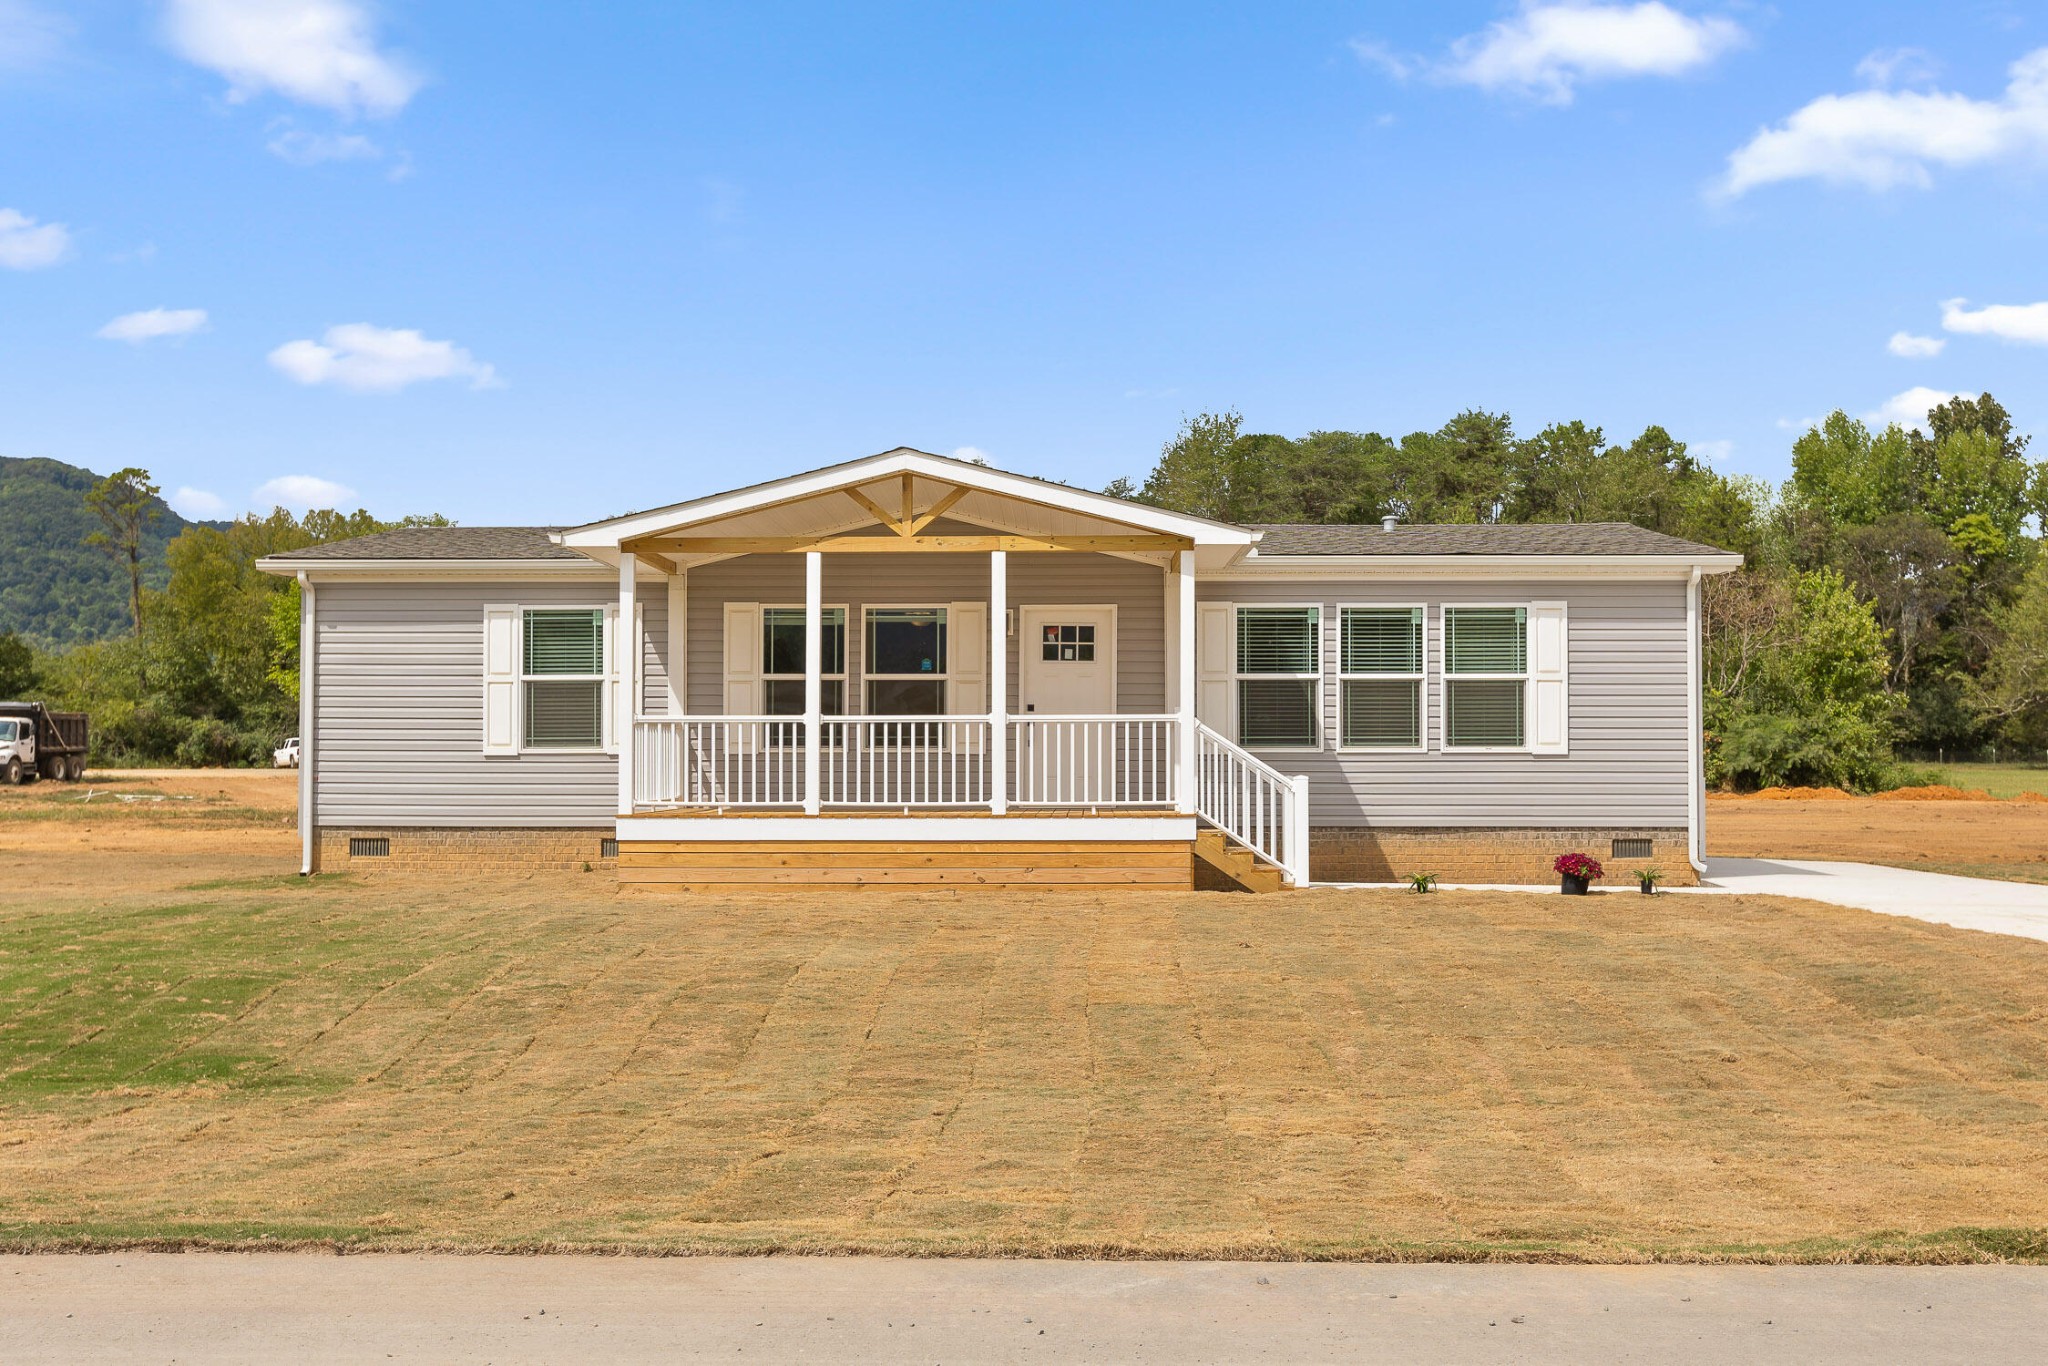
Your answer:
[1439,602,1531,755]
[1336,603,1427,754]
[762,602,850,712]
[860,602,951,717]
[519,603,611,755]
[1233,602,1324,753]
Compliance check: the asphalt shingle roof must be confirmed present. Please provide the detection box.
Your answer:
[263,526,581,561]
[1249,522,1733,557]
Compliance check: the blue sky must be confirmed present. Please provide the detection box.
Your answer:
[2,1,2044,525]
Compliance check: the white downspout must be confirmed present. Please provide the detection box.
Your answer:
[297,571,316,876]
[1687,566,1706,875]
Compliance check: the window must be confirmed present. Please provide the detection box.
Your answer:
[864,607,947,715]
[1236,606,1319,748]
[522,608,605,749]
[1443,606,1527,749]
[761,607,846,716]
[1040,623,1095,661]
[1340,607,1423,749]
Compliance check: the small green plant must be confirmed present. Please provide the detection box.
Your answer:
[1637,866,1662,894]
[1406,871,1439,893]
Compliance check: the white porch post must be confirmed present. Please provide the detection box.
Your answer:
[803,549,823,815]
[989,549,1007,815]
[617,551,638,817]
[1175,549,1197,815]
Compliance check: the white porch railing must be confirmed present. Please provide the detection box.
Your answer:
[631,714,1311,887]
[1193,720,1311,887]
[633,717,806,809]
[1010,714,1177,807]
[818,717,993,807]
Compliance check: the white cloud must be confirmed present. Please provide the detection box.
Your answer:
[0,0,66,69]
[951,446,992,466]
[1867,386,1964,432]
[162,0,421,118]
[168,486,228,519]
[1382,2,1747,104]
[1887,330,1946,358]
[1855,47,1939,89]
[97,307,209,343]
[266,123,382,165]
[1719,47,2048,197]
[254,474,357,509]
[268,323,500,393]
[0,207,70,269]
[1941,296,2048,346]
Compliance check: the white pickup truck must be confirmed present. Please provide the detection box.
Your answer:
[0,716,34,786]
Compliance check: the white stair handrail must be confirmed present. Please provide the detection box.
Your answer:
[1191,720,1310,887]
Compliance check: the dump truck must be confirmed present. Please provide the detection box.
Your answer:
[0,701,88,783]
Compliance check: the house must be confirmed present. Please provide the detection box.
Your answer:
[257,448,1742,891]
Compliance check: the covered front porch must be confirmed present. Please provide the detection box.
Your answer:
[557,449,1311,888]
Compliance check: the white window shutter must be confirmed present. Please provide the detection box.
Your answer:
[1529,601,1569,755]
[482,604,519,755]
[1196,601,1235,739]
[603,603,622,754]
[723,602,761,714]
[949,601,987,714]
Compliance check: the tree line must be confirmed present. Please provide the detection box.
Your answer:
[1111,395,2044,791]
[0,468,442,766]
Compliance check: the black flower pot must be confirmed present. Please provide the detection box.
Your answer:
[1560,874,1590,896]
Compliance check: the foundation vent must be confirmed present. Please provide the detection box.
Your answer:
[600,838,619,859]
[1611,837,1653,860]
[349,836,391,859]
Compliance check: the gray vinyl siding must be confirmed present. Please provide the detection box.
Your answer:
[1200,577,1692,828]
[313,579,618,826]
[682,551,1167,714]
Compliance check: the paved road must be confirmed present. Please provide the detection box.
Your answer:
[1701,857,2048,943]
[3,1254,2045,1363]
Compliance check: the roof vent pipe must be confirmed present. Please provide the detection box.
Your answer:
[1381,515,1398,532]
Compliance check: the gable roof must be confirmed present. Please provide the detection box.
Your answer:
[1250,522,1735,558]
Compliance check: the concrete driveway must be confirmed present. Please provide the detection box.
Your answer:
[1700,858,2048,944]
[4,1254,2047,1364]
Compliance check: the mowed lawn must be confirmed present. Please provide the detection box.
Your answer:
[4,780,2048,1262]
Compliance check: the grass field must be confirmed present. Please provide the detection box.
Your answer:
[1926,762,2048,800]
[5,777,2048,1263]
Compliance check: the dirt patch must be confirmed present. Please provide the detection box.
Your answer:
[0,768,297,858]
[1709,796,2048,874]
[1870,785,1999,802]
[1744,786,1855,800]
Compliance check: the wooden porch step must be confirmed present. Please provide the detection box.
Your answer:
[1192,827,1290,894]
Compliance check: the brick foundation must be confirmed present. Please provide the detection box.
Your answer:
[314,827,615,874]
[1311,827,1696,887]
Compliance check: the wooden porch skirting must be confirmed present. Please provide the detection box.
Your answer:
[616,839,1195,891]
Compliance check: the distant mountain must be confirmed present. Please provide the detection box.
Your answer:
[0,456,213,647]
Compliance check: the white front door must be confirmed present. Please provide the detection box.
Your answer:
[1015,606,1118,805]
[1018,606,1116,716]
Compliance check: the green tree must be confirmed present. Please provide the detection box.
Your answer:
[0,631,35,698]
[1707,568,1898,791]
[84,467,163,636]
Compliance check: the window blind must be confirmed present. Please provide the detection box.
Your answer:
[1341,607,1421,674]
[1236,607,1318,674]
[1444,607,1526,674]
[524,609,603,675]
[1445,678,1524,749]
